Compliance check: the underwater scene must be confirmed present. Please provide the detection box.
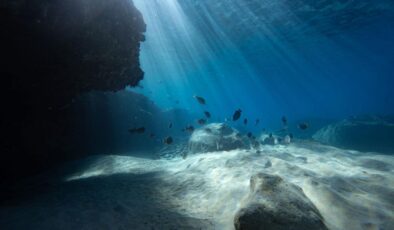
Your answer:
[1,0,394,229]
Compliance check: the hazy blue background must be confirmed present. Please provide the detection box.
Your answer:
[131,0,394,129]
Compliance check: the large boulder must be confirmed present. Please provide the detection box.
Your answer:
[234,173,327,230]
[188,123,245,153]
[313,115,394,154]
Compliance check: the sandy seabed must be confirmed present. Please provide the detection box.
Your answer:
[1,142,393,230]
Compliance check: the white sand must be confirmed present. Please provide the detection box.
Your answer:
[1,142,393,230]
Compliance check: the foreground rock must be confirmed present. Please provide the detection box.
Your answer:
[313,115,394,153]
[234,173,327,230]
[189,123,245,153]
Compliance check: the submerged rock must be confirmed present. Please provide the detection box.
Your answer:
[188,123,245,153]
[234,173,327,230]
[1,0,146,183]
[260,134,278,145]
[313,115,394,153]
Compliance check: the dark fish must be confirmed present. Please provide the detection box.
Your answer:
[204,128,212,133]
[197,118,206,125]
[244,118,248,125]
[233,109,242,121]
[255,119,260,126]
[247,132,253,138]
[298,123,309,130]
[149,133,155,138]
[289,133,294,139]
[168,122,173,128]
[128,127,145,134]
[183,125,195,133]
[204,111,211,118]
[282,116,287,126]
[194,95,206,105]
[163,136,173,145]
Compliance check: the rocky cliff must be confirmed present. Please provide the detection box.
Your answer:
[0,0,146,183]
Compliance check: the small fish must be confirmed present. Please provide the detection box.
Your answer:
[168,122,173,128]
[298,123,309,130]
[193,95,206,105]
[204,111,211,118]
[128,127,145,134]
[233,109,242,121]
[282,116,287,126]
[244,118,248,125]
[204,128,212,133]
[247,132,253,138]
[197,118,206,125]
[149,133,155,138]
[163,136,173,145]
[255,119,260,126]
[182,125,195,133]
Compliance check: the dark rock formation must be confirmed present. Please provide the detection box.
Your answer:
[188,123,245,153]
[313,115,394,154]
[2,0,145,103]
[0,0,146,184]
[234,173,327,230]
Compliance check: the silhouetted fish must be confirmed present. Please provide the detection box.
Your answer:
[128,127,145,134]
[204,111,211,118]
[149,133,155,138]
[255,119,260,126]
[282,116,287,126]
[247,132,253,138]
[244,118,248,125]
[168,122,173,128]
[197,118,206,125]
[204,128,212,133]
[193,95,206,105]
[163,136,173,145]
[298,123,309,130]
[233,109,242,121]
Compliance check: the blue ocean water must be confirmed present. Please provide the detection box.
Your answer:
[2,1,394,230]
[132,0,394,129]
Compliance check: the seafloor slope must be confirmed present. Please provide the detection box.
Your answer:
[1,141,393,230]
